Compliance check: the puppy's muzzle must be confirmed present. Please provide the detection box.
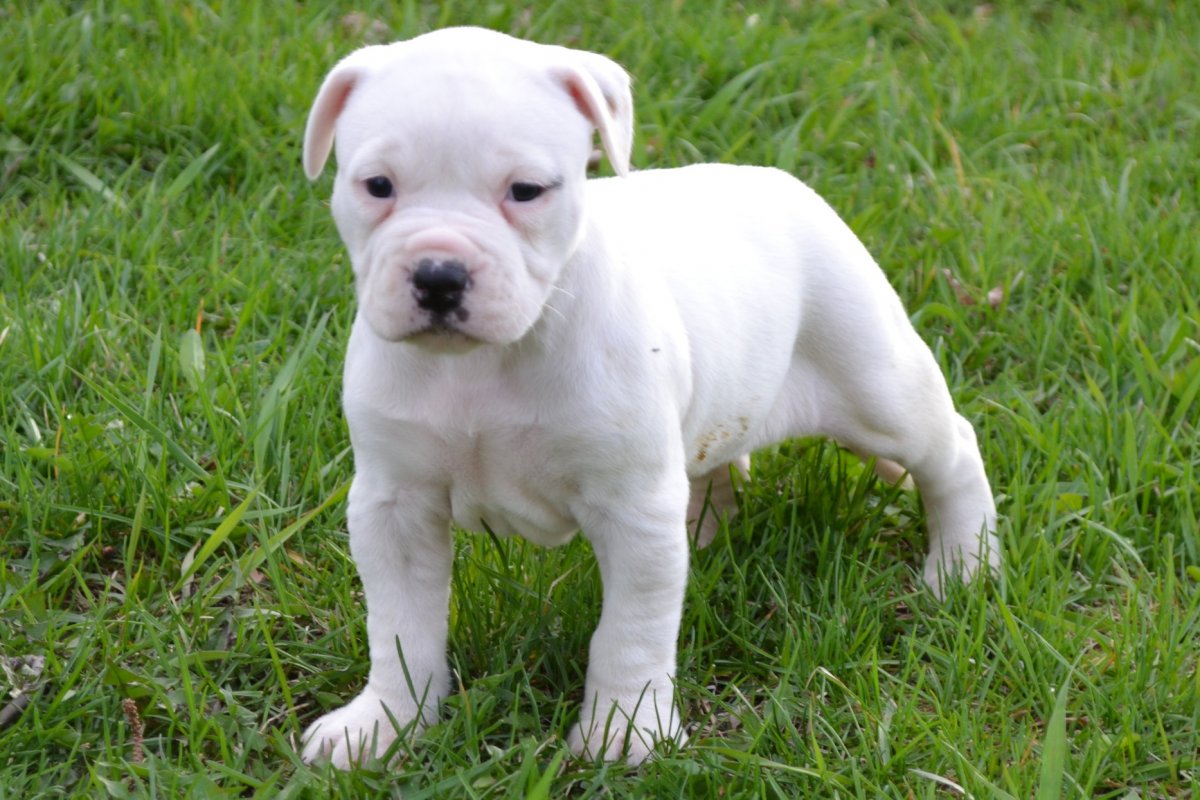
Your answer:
[412,258,472,319]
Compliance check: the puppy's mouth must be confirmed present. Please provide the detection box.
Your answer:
[408,315,484,353]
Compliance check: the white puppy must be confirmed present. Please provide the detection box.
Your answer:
[298,26,998,767]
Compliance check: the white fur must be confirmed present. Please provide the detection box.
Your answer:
[298,27,998,767]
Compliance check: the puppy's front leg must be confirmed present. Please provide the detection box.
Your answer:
[302,479,452,768]
[569,481,690,764]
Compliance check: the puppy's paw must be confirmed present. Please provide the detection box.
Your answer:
[922,532,1001,600]
[568,686,685,764]
[301,687,421,769]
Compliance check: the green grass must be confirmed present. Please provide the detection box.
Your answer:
[2,0,1198,796]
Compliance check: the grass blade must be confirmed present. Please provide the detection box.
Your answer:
[161,143,221,203]
[525,746,566,800]
[52,150,125,209]
[77,371,210,482]
[176,490,258,590]
[237,478,350,577]
[179,328,206,390]
[1035,682,1071,800]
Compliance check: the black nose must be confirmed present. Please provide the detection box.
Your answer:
[411,258,470,314]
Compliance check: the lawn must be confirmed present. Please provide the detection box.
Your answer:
[2,1,1197,797]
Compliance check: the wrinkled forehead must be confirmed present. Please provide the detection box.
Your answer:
[334,57,589,176]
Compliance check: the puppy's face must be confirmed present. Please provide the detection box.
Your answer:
[332,67,589,348]
[303,29,633,349]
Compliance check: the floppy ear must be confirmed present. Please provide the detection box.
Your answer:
[553,52,634,177]
[302,48,382,180]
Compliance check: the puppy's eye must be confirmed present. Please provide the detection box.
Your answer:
[508,182,546,202]
[364,176,394,198]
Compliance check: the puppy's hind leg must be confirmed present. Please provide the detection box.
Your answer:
[687,455,749,547]
[812,332,999,598]
[907,411,999,597]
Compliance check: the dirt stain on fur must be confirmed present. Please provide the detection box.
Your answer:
[696,418,748,463]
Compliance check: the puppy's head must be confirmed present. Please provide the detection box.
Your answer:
[303,27,632,349]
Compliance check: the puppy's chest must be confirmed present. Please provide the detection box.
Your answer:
[346,346,623,546]
[439,427,580,545]
[356,399,583,545]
